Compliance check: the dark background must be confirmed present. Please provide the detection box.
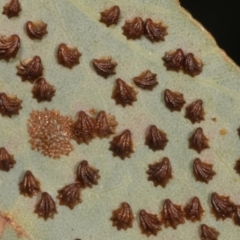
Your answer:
[180,0,240,66]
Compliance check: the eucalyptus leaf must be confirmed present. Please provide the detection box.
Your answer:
[0,0,240,239]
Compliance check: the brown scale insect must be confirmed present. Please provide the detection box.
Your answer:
[19,170,41,197]
[17,56,44,82]
[76,160,100,188]
[139,209,162,236]
[183,53,203,77]
[112,78,137,107]
[57,43,81,69]
[234,159,240,175]
[122,17,144,40]
[162,48,185,72]
[184,196,204,222]
[100,5,120,27]
[0,34,20,61]
[2,0,21,18]
[164,89,185,111]
[110,202,134,230]
[211,192,235,220]
[0,147,16,171]
[200,224,219,240]
[71,111,95,144]
[161,199,185,229]
[193,158,215,183]
[233,205,240,226]
[92,57,117,78]
[146,157,172,188]
[109,129,134,160]
[185,99,205,124]
[94,111,118,138]
[57,182,82,209]
[133,70,158,90]
[145,125,168,151]
[144,18,168,42]
[34,192,57,220]
[0,92,22,117]
[26,21,48,40]
[32,78,55,102]
[189,127,209,153]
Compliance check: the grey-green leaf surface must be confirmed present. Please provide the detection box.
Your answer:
[0,0,240,239]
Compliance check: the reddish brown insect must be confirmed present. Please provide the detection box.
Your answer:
[145,125,168,151]
[161,199,185,229]
[122,17,144,40]
[139,209,162,236]
[34,192,57,220]
[193,158,215,183]
[184,196,204,222]
[110,202,134,230]
[57,182,82,209]
[92,57,117,78]
[133,70,158,90]
[71,111,95,144]
[185,99,205,124]
[164,89,185,111]
[211,192,234,220]
[94,111,118,138]
[146,157,172,188]
[0,34,20,61]
[162,48,185,72]
[2,0,21,18]
[200,224,219,240]
[0,147,16,171]
[183,53,203,77]
[76,160,100,188]
[144,18,168,42]
[19,170,41,197]
[32,78,55,102]
[109,129,134,160]
[17,56,44,82]
[0,92,22,117]
[189,127,209,153]
[100,5,120,27]
[112,79,137,107]
[26,21,48,40]
[57,43,81,69]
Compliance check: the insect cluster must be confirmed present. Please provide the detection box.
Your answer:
[1,1,240,240]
